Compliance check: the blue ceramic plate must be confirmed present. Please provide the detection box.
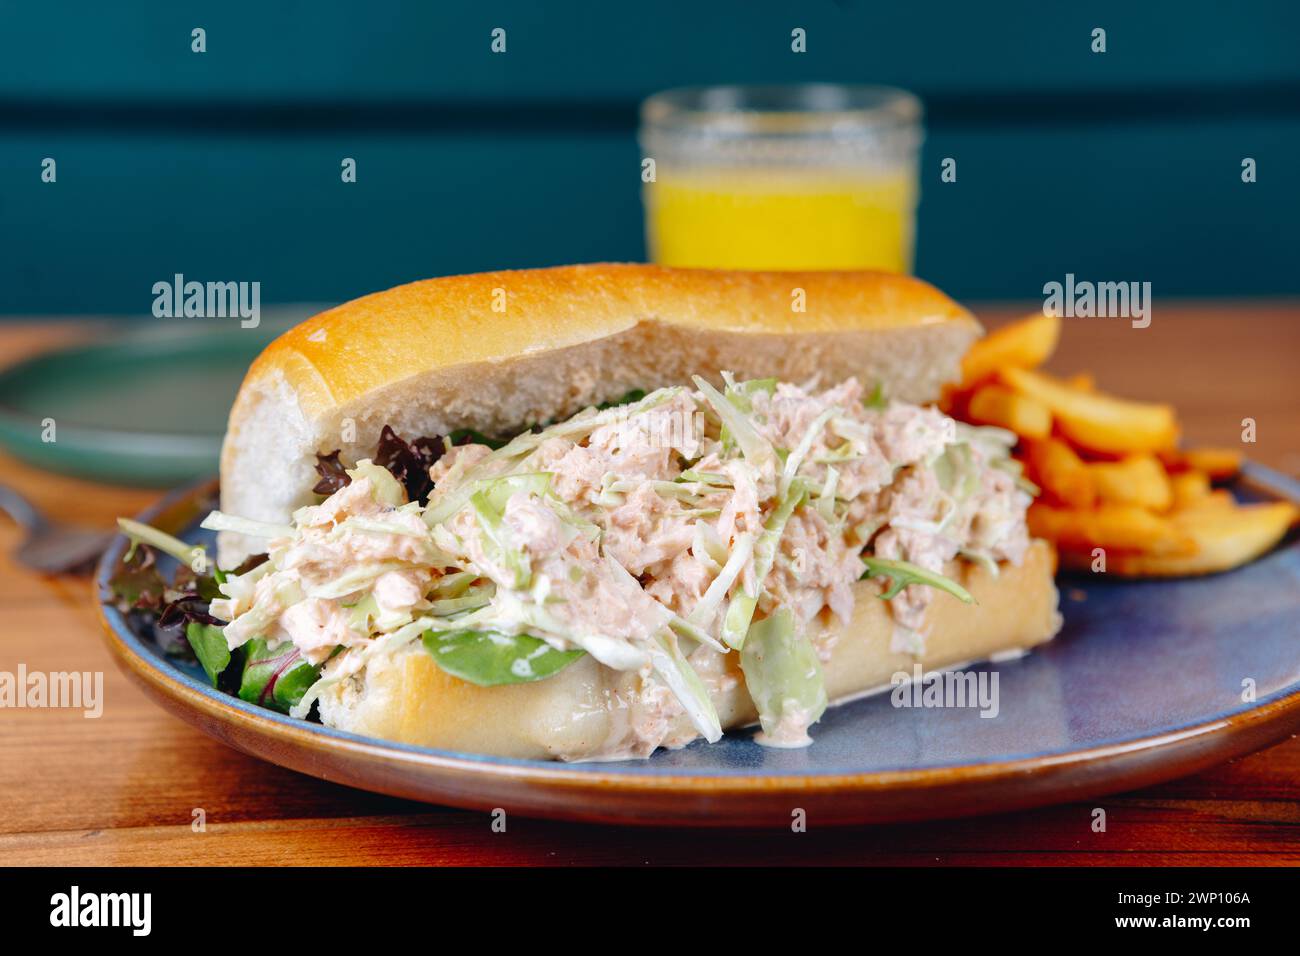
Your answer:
[0,314,316,486]
[96,466,1300,826]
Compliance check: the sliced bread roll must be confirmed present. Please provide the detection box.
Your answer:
[216,263,1061,760]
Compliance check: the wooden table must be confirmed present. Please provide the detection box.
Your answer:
[1,303,1298,866]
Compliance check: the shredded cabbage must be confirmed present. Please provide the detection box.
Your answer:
[721,479,809,650]
[740,608,827,747]
[688,531,755,631]
[692,374,776,472]
[645,630,723,743]
[198,511,293,540]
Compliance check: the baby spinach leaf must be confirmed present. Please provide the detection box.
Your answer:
[185,621,231,687]
[422,628,584,686]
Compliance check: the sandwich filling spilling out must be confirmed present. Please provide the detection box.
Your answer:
[119,375,1035,756]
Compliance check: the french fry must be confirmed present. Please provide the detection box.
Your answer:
[1082,502,1299,577]
[1028,502,1196,555]
[1183,447,1244,481]
[948,310,1287,581]
[1169,469,1211,509]
[937,383,966,417]
[1024,438,1096,508]
[966,384,1052,440]
[1089,454,1173,511]
[960,312,1061,387]
[1176,489,1236,512]
[998,366,1179,455]
[1158,446,1244,481]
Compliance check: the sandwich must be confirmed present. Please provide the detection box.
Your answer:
[114,264,1062,761]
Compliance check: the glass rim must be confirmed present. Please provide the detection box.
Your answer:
[640,83,922,138]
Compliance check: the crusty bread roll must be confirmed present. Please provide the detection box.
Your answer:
[219,264,980,565]
[318,541,1060,759]
[217,263,1062,759]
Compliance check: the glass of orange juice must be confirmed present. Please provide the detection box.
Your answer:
[640,84,922,272]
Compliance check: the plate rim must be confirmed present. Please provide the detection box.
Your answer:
[94,468,1300,822]
[0,330,269,443]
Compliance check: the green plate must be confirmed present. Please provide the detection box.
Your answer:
[0,316,312,486]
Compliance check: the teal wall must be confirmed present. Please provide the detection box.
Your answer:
[2,1,1298,313]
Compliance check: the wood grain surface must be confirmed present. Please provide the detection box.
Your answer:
[1,303,1297,866]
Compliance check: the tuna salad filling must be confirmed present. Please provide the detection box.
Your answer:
[118,375,1036,754]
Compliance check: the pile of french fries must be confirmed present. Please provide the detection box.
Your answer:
[942,313,1298,577]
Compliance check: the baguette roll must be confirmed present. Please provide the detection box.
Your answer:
[216,264,1062,760]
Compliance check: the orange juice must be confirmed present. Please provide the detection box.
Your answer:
[640,85,923,272]
[645,167,917,272]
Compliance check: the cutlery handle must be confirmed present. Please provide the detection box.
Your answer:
[0,483,46,532]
